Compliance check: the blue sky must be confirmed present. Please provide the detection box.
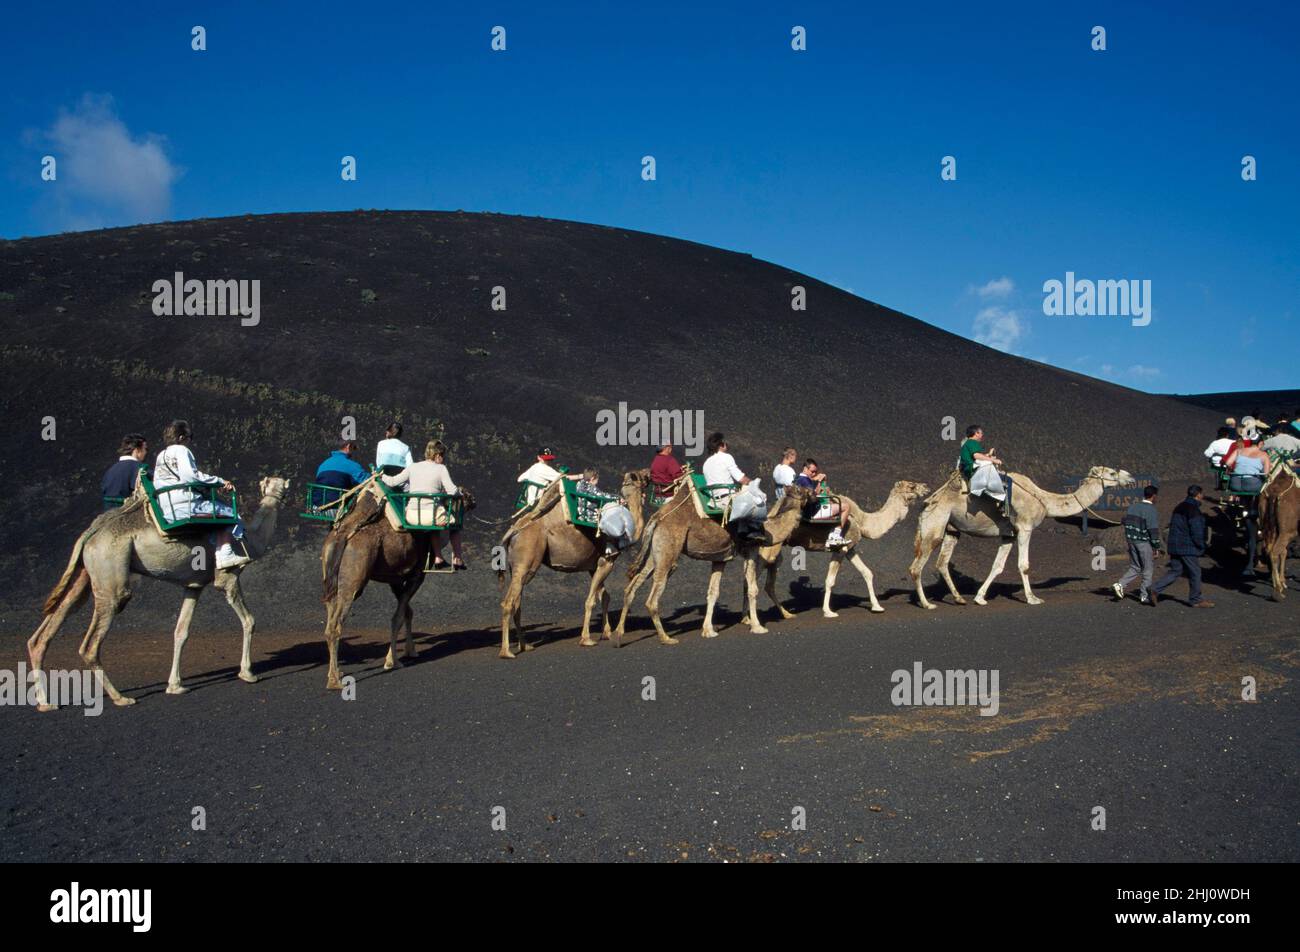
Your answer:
[2,1,1296,394]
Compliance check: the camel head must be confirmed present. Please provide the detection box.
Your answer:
[258,476,291,504]
[460,488,477,511]
[621,468,652,497]
[891,479,931,503]
[1086,466,1135,489]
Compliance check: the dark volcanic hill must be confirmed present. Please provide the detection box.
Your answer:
[0,211,1224,608]
[1169,390,1300,425]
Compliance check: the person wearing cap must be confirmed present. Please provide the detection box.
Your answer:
[517,447,568,506]
[1112,485,1162,605]
[650,443,685,496]
[1150,485,1213,608]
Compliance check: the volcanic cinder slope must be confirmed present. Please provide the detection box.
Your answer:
[0,211,1222,616]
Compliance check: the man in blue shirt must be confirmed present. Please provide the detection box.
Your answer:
[314,440,370,507]
[100,433,148,506]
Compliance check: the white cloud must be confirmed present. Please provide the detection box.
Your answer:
[30,94,179,231]
[971,276,1015,299]
[973,305,1026,354]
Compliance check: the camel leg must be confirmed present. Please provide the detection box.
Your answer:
[1014,528,1042,605]
[386,575,423,669]
[935,534,966,606]
[973,541,1014,605]
[763,556,795,619]
[499,571,525,660]
[324,591,356,690]
[79,590,133,707]
[215,572,260,683]
[580,559,615,647]
[644,559,680,646]
[1270,540,1287,600]
[745,557,768,633]
[848,552,886,613]
[823,552,843,617]
[616,553,657,643]
[909,531,943,610]
[701,562,724,638]
[26,570,92,712]
[165,589,202,695]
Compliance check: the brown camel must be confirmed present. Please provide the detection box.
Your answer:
[497,469,650,659]
[614,480,814,644]
[755,480,930,619]
[320,481,475,689]
[910,466,1134,608]
[1259,464,1300,600]
[27,477,290,711]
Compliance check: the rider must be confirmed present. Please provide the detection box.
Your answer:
[959,425,1006,508]
[794,458,850,547]
[101,433,148,506]
[649,442,685,497]
[517,447,571,506]
[382,440,466,570]
[577,468,635,556]
[702,432,765,541]
[772,447,797,498]
[375,422,414,479]
[313,439,369,508]
[1222,421,1271,494]
[153,420,249,570]
[1203,426,1236,469]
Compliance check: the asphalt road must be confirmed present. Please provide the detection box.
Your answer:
[2,571,1297,863]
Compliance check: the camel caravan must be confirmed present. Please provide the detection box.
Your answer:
[23,417,1300,710]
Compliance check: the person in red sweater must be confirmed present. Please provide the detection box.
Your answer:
[650,443,685,496]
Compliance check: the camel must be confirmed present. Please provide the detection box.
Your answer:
[1259,464,1300,600]
[320,482,475,689]
[754,480,930,620]
[27,477,290,711]
[910,466,1134,609]
[497,469,650,659]
[614,480,815,645]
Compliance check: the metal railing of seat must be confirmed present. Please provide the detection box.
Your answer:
[299,482,359,523]
[688,472,740,517]
[138,468,240,532]
[376,480,465,531]
[102,496,127,509]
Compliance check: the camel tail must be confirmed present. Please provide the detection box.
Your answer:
[42,528,94,615]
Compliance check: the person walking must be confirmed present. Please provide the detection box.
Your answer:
[1151,485,1214,608]
[1112,485,1161,604]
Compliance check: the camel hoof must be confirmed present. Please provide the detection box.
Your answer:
[521,642,535,652]
[383,659,395,671]
[921,602,936,611]
[823,610,839,618]
[166,683,188,695]
[578,637,598,647]
[870,606,885,614]
[751,625,769,634]
[701,630,718,639]
[1026,597,1044,606]
[498,649,516,660]
[238,670,260,684]
[326,678,343,690]
[661,636,680,646]
[36,703,57,713]
[953,597,967,606]
[113,696,137,707]
[973,596,988,606]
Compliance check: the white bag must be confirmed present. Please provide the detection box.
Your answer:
[970,460,1006,502]
[728,480,769,523]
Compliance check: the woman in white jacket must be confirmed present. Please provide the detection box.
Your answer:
[152,420,249,570]
[382,440,466,570]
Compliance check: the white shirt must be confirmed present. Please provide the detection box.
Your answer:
[153,444,223,519]
[518,460,562,504]
[702,451,745,500]
[1203,437,1234,467]
[376,438,414,470]
[772,462,795,497]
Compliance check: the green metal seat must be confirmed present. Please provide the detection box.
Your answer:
[376,480,465,531]
[514,480,552,512]
[138,468,240,533]
[800,487,840,523]
[560,479,607,529]
[689,472,737,518]
[102,496,127,509]
[299,482,357,523]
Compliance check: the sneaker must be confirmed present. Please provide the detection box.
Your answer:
[1111,582,1125,601]
[1138,591,1149,605]
[1193,600,1216,609]
[826,527,846,548]
[1148,589,1159,606]
[215,546,251,570]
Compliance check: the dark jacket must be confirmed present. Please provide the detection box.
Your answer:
[101,458,144,501]
[1165,496,1207,556]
